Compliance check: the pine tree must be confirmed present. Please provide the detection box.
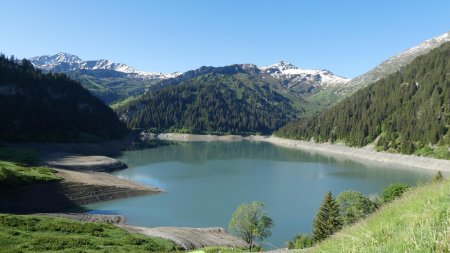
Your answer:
[312,191,343,242]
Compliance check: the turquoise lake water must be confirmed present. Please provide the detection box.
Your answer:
[86,141,432,248]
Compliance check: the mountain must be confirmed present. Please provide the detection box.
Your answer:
[341,31,450,93]
[114,62,349,134]
[260,61,349,90]
[0,55,126,141]
[115,72,297,135]
[30,52,181,79]
[30,52,181,103]
[276,41,450,157]
[157,61,349,94]
[30,52,350,106]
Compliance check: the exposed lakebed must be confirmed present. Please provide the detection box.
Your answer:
[86,141,432,248]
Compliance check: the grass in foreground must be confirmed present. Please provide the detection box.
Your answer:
[0,214,179,252]
[0,161,61,190]
[308,179,450,252]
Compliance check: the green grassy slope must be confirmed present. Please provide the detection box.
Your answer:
[0,161,61,191]
[0,214,178,252]
[309,179,450,252]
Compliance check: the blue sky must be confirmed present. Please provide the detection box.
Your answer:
[1,0,449,78]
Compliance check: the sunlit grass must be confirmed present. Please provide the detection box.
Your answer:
[309,179,450,252]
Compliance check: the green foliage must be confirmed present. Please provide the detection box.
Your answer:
[0,214,179,252]
[277,42,450,157]
[286,234,313,249]
[312,191,342,242]
[336,191,376,226]
[116,73,300,135]
[228,201,273,248]
[381,183,409,203]
[312,179,450,252]
[433,171,444,182]
[0,56,126,142]
[0,161,60,190]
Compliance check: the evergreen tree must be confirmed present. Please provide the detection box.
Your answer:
[312,191,343,242]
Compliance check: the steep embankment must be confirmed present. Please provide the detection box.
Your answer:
[277,41,450,157]
[308,179,450,252]
[0,167,161,213]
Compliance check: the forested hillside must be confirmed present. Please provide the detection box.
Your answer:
[277,42,450,156]
[116,73,300,134]
[0,55,126,141]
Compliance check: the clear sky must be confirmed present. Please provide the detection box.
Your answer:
[1,0,449,78]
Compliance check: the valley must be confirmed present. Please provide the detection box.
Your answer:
[1,2,450,251]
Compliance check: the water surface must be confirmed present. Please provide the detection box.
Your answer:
[86,141,432,248]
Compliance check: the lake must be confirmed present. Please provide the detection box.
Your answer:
[86,140,432,248]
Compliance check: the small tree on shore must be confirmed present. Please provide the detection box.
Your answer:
[228,201,273,249]
[381,183,409,203]
[312,191,342,242]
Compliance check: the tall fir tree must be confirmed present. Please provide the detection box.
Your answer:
[312,191,343,242]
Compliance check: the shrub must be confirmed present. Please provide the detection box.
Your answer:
[381,183,409,203]
[433,171,444,182]
[337,191,376,225]
[287,234,313,249]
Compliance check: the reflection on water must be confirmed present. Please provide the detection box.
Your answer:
[87,141,432,248]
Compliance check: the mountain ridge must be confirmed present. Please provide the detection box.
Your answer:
[344,31,450,92]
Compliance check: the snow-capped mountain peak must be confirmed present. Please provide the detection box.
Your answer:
[260,61,350,87]
[29,53,182,80]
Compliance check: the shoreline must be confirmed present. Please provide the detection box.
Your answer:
[152,133,450,173]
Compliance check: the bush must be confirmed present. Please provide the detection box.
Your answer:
[433,171,444,182]
[381,183,409,203]
[337,191,376,225]
[287,234,313,249]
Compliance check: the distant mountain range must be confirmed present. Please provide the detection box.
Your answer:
[28,31,450,136]
[30,53,349,104]
[30,52,182,80]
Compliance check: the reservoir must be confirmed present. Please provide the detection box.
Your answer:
[86,141,432,248]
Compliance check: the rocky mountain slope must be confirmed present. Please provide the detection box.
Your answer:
[342,31,450,93]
